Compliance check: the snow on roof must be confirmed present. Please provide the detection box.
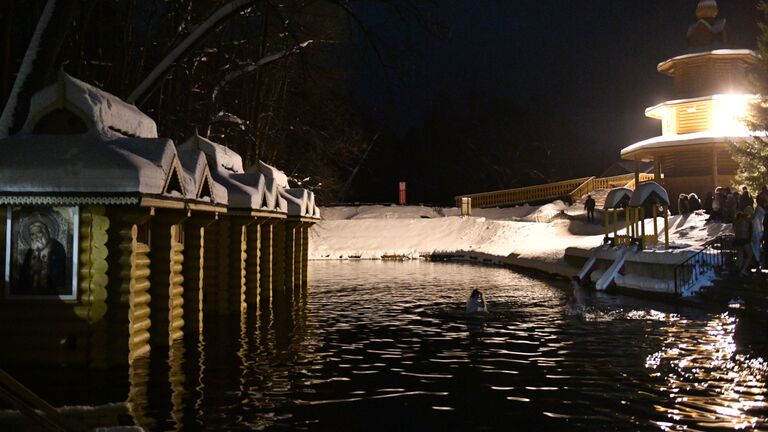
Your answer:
[658,49,757,71]
[178,134,244,173]
[629,182,670,207]
[604,188,634,209]
[177,148,227,204]
[23,72,158,138]
[249,161,289,189]
[0,132,175,195]
[621,130,766,157]
[179,134,287,212]
[280,188,320,218]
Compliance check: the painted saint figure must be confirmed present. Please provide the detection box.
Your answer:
[20,221,67,295]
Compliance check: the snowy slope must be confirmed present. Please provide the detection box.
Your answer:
[310,204,731,275]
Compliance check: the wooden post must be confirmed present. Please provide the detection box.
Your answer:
[215,219,230,316]
[148,216,185,347]
[625,208,631,240]
[284,220,299,294]
[244,220,261,308]
[604,209,610,239]
[634,158,641,187]
[301,224,309,293]
[664,206,670,249]
[613,210,619,241]
[168,224,184,344]
[640,208,646,248]
[712,145,719,191]
[653,205,658,239]
[654,156,662,184]
[182,219,205,335]
[259,220,273,313]
[226,217,247,315]
[273,221,286,294]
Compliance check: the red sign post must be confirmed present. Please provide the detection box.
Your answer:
[398,182,406,205]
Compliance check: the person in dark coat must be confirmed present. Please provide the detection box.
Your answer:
[739,187,754,212]
[757,186,768,208]
[584,195,596,222]
[703,191,714,214]
[725,191,739,223]
[688,193,702,212]
[677,193,690,215]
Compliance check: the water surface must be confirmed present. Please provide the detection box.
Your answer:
[10,261,768,430]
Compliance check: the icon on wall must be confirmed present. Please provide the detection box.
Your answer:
[4,206,79,300]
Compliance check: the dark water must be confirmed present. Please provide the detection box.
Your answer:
[8,261,768,430]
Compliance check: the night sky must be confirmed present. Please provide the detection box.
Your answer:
[351,0,761,177]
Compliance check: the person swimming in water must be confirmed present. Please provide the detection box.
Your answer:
[466,289,488,314]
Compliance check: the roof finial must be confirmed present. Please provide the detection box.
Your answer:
[696,0,718,20]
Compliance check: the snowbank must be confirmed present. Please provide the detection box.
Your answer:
[310,204,730,276]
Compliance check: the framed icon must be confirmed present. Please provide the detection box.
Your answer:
[4,206,79,300]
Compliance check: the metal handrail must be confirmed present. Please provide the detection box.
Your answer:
[673,234,735,295]
[0,369,81,431]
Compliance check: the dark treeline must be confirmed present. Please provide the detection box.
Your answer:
[2,0,590,206]
[350,92,582,205]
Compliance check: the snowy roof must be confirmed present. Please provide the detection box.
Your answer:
[657,49,757,75]
[604,188,634,209]
[179,134,288,213]
[280,188,321,218]
[177,148,227,204]
[629,182,670,207]
[0,132,175,197]
[621,130,766,158]
[22,72,158,138]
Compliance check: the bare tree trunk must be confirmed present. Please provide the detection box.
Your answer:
[0,0,78,138]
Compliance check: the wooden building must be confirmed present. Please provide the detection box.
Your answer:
[0,72,319,369]
[621,0,763,212]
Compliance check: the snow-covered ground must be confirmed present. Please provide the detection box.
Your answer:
[309,202,731,276]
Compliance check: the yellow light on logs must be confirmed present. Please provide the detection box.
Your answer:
[711,94,752,135]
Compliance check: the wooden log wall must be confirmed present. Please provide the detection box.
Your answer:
[149,218,185,347]
[215,219,231,316]
[182,220,205,335]
[300,224,309,292]
[128,225,151,363]
[75,206,110,367]
[169,224,185,343]
[202,221,221,316]
[244,222,260,308]
[259,221,273,313]
[283,222,298,292]
[226,217,248,314]
[272,221,286,294]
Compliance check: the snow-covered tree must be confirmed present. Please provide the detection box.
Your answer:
[737,1,768,191]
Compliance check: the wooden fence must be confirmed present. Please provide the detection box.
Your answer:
[455,173,656,209]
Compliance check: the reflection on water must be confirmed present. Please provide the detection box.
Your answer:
[647,313,768,430]
[5,261,767,430]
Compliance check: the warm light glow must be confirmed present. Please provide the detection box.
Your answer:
[711,94,753,135]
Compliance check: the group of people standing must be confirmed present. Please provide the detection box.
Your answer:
[675,185,767,277]
[677,186,758,221]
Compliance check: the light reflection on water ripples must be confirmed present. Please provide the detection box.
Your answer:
[145,260,766,430]
[172,260,763,432]
[12,260,767,431]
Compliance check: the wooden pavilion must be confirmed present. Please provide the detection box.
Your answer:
[621,0,763,213]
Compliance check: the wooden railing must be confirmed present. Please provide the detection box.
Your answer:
[455,173,656,209]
